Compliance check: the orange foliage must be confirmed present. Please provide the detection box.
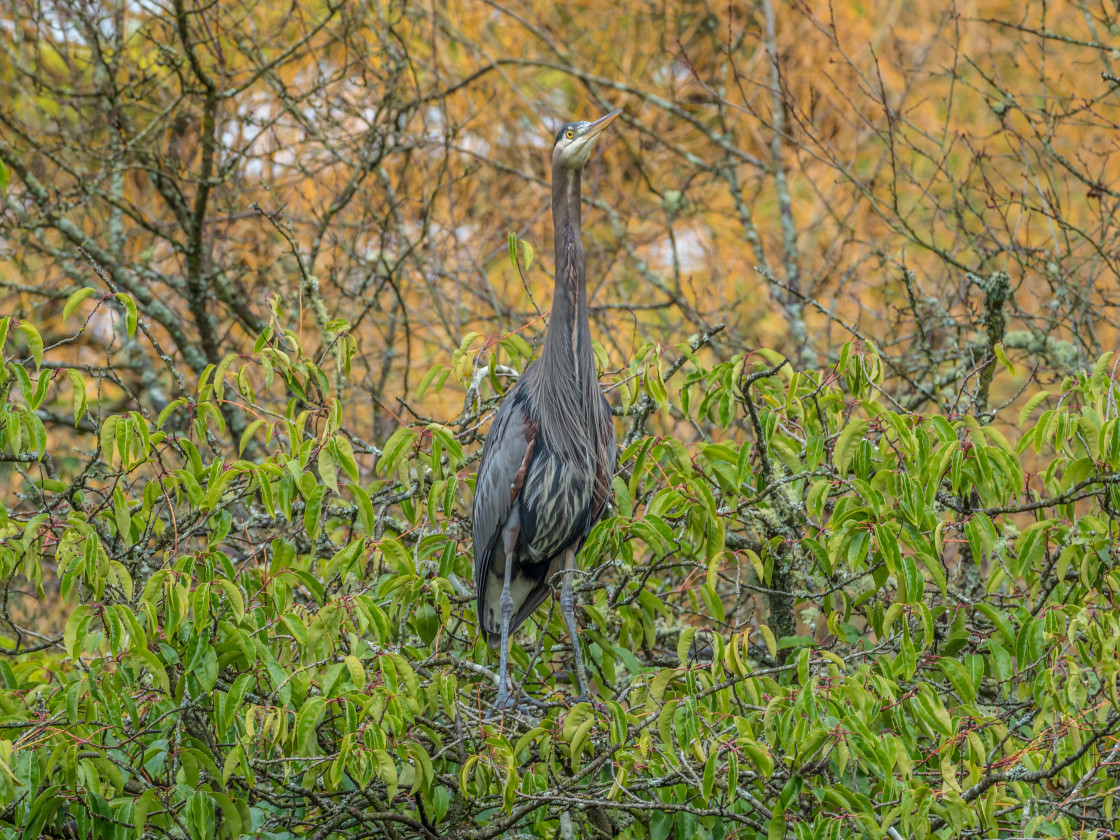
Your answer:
[0,0,1117,438]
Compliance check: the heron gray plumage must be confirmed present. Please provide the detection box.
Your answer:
[472,108,622,711]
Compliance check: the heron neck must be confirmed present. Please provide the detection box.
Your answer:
[543,163,594,382]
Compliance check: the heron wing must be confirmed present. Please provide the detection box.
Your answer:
[592,391,617,523]
[473,382,618,644]
[520,391,616,555]
[518,439,597,561]
[506,392,617,631]
[472,383,537,635]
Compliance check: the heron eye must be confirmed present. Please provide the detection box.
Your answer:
[565,130,574,139]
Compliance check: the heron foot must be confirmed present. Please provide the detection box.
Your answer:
[486,690,516,718]
[485,684,546,719]
[485,692,542,720]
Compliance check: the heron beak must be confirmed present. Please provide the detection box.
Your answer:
[582,108,623,140]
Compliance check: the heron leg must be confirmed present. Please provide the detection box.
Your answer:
[560,549,592,702]
[494,553,516,712]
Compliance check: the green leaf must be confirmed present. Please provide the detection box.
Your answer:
[645,360,668,409]
[295,697,326,755]
[1018,390,1050,426]
[986,640,1012,683]
[63,287,98,321]
[833,419,868,473]
[303,485,325,541]
[318,448,340,495]
[807,479,831,519]
[20,785,62,840]
[758,624,777,660]
[929,415,957,443]
[677,626,697,665]
[332,435,360,482]
[210,791,243,839]
[205,468,238,510]
[520,239,534,271]
[348,483,375,536]
[212,354,235,401]
[975,602,1016,647]
[417,364,449,400]
[899,555,924,604]
[1090,350,1115,392]
[156,398,185,429]
[29,368,51,410]
[508,231,517,267]
[939,657,976,703]
[1015,615,1044,665]
[113,486,132,541]
[916,546,947,597]
[344,654,365,690]
[702,750,717,802]
[239,419,265,455]
[0,158,8,194]
[561,703,592,746]
[992,342,1015,375]
[174,469,204,507]
[405,742,434,795]
[66,369,87,424]
[115,293,138,338]
[795,729,831,769]
[377,427,418,477]
[373,749,399,800]
[215,579,245,623]
[64,605,91,660]
[133,789,157,839]
[129,647,170,692]
[12,363,32,406]
[18,322,44,369]
[741,740,773,777]
[650,812,672,840]
[569,717,594,769]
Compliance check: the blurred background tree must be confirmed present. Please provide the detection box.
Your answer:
[3,0,1116,440]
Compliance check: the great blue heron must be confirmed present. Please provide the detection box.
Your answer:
[473,108,622,711]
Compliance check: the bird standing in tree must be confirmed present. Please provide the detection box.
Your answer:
[472,109,622,711]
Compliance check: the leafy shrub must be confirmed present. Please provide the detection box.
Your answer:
[2,292,1119,839]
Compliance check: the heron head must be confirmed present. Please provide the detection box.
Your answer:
[552,108,623,170]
